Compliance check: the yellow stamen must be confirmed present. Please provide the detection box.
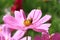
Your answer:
[24,19,32,26]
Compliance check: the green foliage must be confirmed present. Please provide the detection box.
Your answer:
[27,29,41,40]
[0,0,14,23]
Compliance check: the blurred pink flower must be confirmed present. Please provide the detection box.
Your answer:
[34,32,49,40]
[50,33,60,40]
[0,24,11,40]
[3,9,51,33]
[11,0,22,13]
[34,33,60,40]
[0,25,31,40]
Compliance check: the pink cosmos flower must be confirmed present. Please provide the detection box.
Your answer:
[0,24,31,40]
[3,9,51,33]
[34,33,60,40]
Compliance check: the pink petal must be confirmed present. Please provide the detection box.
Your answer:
[0,25,11,36]
[34,35,41,40]
[3,15,20,29]
[12,30,26,39]
[33,23,51,32]
[27,9,42,23]
[3,25,11,37]
[21,36,31,40]
[0,25,11,40]
[0,34,5,40]
[3,14,17,26]
[36,15,51,25]
[14,9,26,26]
[27,9,36,19]
[2,25,11,40]
[6,24,21,30]
[32,9,42,23]
[24,25,34,30]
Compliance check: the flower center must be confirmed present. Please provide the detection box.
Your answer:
[24,19,32,26]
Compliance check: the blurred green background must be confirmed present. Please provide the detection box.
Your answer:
[0,0,60,39]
